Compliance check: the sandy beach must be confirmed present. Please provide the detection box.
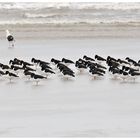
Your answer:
[0,36,140,137]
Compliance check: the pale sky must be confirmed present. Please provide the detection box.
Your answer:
[0,0,139,3]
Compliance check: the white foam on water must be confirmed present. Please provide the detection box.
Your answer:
[0,3,140,26]
[0,2,140,10]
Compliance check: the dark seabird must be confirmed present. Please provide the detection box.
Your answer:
[40,63,52,71]
[95,55,106,63]
[107,56,117,63]
[83,55,95,62]
[11,65,24,74]
[9,60,21,66]
[75,61,87,72]
[89,69,104,79]
[107,59,120,68]
[62,70,75,79]
[23,64,36,72]
[57,63,74,74]
[41,68,55,76]
[24,70,35,80]
[1,64,11,70]
[122,66,138,72]
[31,58,40,64]
[129,70,140,81]
[78,59,87,65]
[109,66,121,79]
[31,73,47,85]
[87,61,107,70]
[62,58,74,66]
[38,60,50,66]
[117,59,130,66]
[89,66,106,74]
[125,57,137,65]
[51,58,61,65]
[119,70,129,81]
[5,71,19,82]
[0,70,6,76]
[21,60,33,67]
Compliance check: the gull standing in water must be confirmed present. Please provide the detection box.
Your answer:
[6,30,15,48]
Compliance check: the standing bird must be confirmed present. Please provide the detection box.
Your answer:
[31,73,46,85]
[6,30,15,47]
[5,71,19,82]
[62,58,74,66]
[95,55,106,64]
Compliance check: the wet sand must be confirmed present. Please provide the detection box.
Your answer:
[1,23,140,39]
[0,37,140,137]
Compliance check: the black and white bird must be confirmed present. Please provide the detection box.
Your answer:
[117,59,130,66]
[125,57,137,66]
[62,58,74,66]
[31,73,47,85]
[75,61,87,73]
[24,70,35,80]
[9,60,21,66]
[57,63,74,76]
[119,70,129,81]
[40,63,52,71]
[0,70,6,76]
[95,55,106,64]
[129,70,140,81]
[83,55,95,62]
[5,71,19,82]
[41,68,55,77]
[51,58,61,65]
[0,64,11,70]
[6,30,15,47]
[23,64,36,72]
[108,66,121,79]
[11,65,24,74]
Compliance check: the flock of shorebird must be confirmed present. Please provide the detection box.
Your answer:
[0,55,140,85]
[2,30,140,85]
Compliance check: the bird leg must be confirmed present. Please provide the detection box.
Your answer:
[92,75,96,80]
[27,76,30,81]
[35,80,39,86]
[9,77,12,83]
[133,77,136,82]
[122,76,126,82]
[8,41,14,48]
[12,40,15,47]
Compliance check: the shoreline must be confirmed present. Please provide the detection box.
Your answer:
[1,23,140,39]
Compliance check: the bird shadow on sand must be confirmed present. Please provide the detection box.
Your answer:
[0,78,5,83]
[8,46,14,50]
[24,80,32,84]
[109,77,120,81]
[60,77,75,82]
[90,77,104,81]
[31,84,45,88]
[119,80,140,84]
[6,81,17,85]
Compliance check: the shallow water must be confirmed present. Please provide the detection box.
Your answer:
[0,38,140,137]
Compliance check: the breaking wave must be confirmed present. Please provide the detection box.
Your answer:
[0,2,140,26]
